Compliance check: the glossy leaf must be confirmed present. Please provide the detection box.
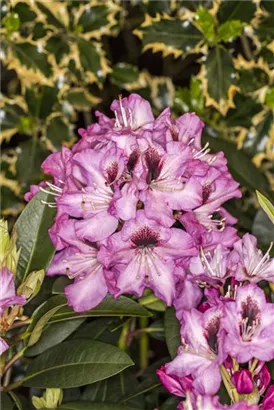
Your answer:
[16,139,48,187]
[252,209,274,247]
[203,135,271,197]
[195,7,216,43]
[48,295,151,323]
[23,339,134,388]
[59,403,139,410]
[11,42,52,77]
[26,295,67,347]
[217,1,256,23]
[217,20,244,42]
[136,17,203,56]
[164,308,181,359]
[14,191,56,284]
[1,393,13,410]
[82,370,145,408]
[25,318,85,356]
[205,46,236,103]
[256,191,274,224]
[46,116,71,149]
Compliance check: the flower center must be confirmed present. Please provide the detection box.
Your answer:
[240,296,261,341]
[144,147,162,184]
[204,316,221,354]
[131,226,160,248]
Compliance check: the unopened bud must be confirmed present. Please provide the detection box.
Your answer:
[0,219,20,274]
[17,270,45,299]
[32,388,63,409]
[232,369,253,394]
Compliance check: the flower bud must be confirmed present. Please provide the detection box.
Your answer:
[232,369,254,394]
[17,269,45,299]
[0,219,20,274]
[32,388,63,409]
[157,365,192,397]
[263,385,274,410]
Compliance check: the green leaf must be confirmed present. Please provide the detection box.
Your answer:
[110,63,139,88]
[8,392,30,410]
[195,7,216,43]
[25,318,84,356]
[252,209,274,247]
[77,38,107,84]
[36,2,65,29]
[160,397,180,410]
[225,94,262,128]
[164,308,181,359]
[238,68,269,94]
[243,111,274,157]
[217,1,256,23]
[3,12,20,33]
[82,370,145,408]
[1,392,13,410]
[13,2,37,23]
[136,17,203,56]
[255,14,274,43]
[16,139,48,187]
[14,190,56,284]
[77,4,116,35]
[72,318,120,345]
[203,135,271,197]
[0,101,27,139]
[48,295,151,323]
[46,34,70,65]
[217,20,244,42]
[11,42,52,77]
[205,46,236,103]
[265,88,274,108]
[46,115,71,149]
[59,403,139,410]
[256,191,274,224]
[26,295,68,347]
[52,276,72,294]
[23,339,134,388]
[66,89,99,111]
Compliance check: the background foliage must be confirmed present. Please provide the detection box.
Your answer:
[0,1,274,409]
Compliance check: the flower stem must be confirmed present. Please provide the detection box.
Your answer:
[220,365,239,403]
[3,348,26,374]
[139,317,149,370]
[118,320,130,351]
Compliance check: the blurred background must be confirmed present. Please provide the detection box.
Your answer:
[1,0,273,247]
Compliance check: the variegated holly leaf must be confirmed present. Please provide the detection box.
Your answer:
[45,115,73,150]
[74,1,121,39]
[217,1,256,24]
[203,46,237,115]
[225,94,262,128]
[243,110,274,158]
[110,63,140,89]
[0,98,28,142]
[134,15,204,58]
[65,88,101,111]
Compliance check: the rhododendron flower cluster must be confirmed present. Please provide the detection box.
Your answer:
[27,94,274,409]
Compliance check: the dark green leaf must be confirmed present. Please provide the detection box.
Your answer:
[77,38,106,83]
[46,34,70,65]
[7,392,30,410]
[225,94,262,128]
[0,187,22,216]
[13,3,37,23]
[243,111,274,157]
[25,318,84,356]
[160,397,180,410]
[1,393,13,410]
[205,46,236,102]
[82,370,145,409]
[0,101,26,137]
[164,308,181,359]
[49,295,151,323]
[252,210,274,247]
[52,276,72,294]
[255,14,274,43]
[16,138,48,190]
[46,115,71,149]
[137,17,203,55]
[203,135,271,197]
[261,1,274,13]
[217,1,256,23]
[238,68,269,94]
[59,403,139,410]
[23,339,134,388]
[14,190,56,284]
[110,63,139,88]
[72,318,120,345]
[66,89,98,111]
[36,2,65,28]
[11,42,52,77]
[77,5,112,34]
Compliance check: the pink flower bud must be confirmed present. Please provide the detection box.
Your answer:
[232,369,254,394]
[263,385,274,410]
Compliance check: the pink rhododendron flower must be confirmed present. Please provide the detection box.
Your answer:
[0,267,26,314]
[231,234,274,283]
[163,307,225,395]
[222,284,274,362]
[0,337,9,355]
